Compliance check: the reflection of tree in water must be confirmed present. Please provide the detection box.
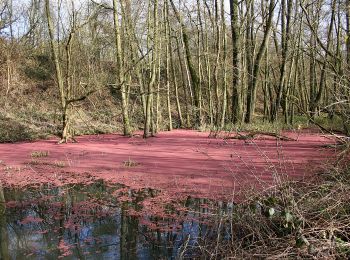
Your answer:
[120,205,138,259]
[0,182,10,260]
[0,182,231,259]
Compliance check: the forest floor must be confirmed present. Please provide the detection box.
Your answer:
[0,129,338,201]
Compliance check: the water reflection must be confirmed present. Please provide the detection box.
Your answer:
[0,182,10,260]
[0,181,232,259]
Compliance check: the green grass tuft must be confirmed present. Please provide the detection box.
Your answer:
[123,158,139,167]
[31,150,49,158]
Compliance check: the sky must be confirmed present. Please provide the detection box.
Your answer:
[3,0,231,38]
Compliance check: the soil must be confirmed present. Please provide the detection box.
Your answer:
[0,129,338,201]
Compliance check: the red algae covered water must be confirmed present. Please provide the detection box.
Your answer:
[0,130,336,200]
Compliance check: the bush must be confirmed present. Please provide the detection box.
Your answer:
[0,115,37,142]
[188,164,350,259]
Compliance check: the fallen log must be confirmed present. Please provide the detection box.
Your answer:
[225,131,297,142]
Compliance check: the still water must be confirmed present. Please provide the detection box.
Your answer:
[0,181,231,259]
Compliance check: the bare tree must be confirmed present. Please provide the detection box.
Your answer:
[245,0,276,123]
[45,0,96,143]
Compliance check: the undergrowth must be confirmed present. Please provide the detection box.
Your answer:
[187,164,350,259]
[0,114,41,142]
[202,114,345,136]
[1,98,345,144]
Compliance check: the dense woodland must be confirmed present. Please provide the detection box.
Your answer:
[0,0,349,142]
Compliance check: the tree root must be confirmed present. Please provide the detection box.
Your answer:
[58,136,78,144]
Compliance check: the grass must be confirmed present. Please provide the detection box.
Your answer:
[28,159,65,168]
[28,160,41,165]
[31,150,49,158]
[314,114,345,133]
[53,161,65,168]
[123,158,139,167]
[203,114,348,139]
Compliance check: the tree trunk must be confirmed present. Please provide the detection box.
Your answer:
[229,0,241,124]
[169,36,183,127]
[220,0,228,128]
[45,0,70,143]
[165,1,173,131]
[245,0,275,123]
[144,0,159,138]
[113,0,131,136]
[170,0,201,126]
[272,0,292,122]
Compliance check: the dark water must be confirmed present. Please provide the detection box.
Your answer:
[0,181,232,259]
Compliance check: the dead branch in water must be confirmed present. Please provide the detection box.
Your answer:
[224,131,297,141]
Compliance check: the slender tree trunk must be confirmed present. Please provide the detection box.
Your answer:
[45,0,70,142]
[155,11,163,133]
[245,1,254,123]
[272,0,292,122]
[122,0,146,117]
[263,45,270,120]
[245,0,275,123]
[170,0,201,126]
[165,1,172,131]
[213,0,221,125]
[144,0,159,138]
[312,0,336,113]
[230,0,241,124]
[176,36,190,127]
[220,0,227,128]
[346,0,350,84]
[113,0,131,136]
[169,34,183,127]
[196,0,203,126]
[205,16,214,126]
